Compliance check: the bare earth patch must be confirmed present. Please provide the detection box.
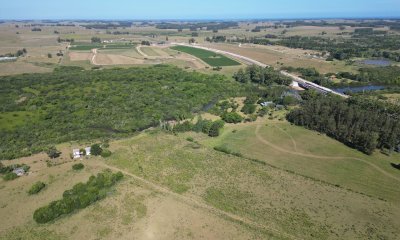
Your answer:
[69,52,92,61]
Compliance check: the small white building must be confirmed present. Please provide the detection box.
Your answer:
[290,81,299,88]
[85,147,91,156]
[73,149,81,159]
[260,101,274,107]
[0,57,17,62]
[13,168,25,176]
[73,147,91,159]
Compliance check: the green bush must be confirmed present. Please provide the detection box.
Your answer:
[72,163,84,170]
[33,170,123,224]
[46,146,61,159]
[208,120,225,137]
[173,121,193,133]
[91,144,102,156]
[241,104,257,114]
[100,149,112,158]
[214,146,243,157]
[3,172,18,181]
[221,112,243,123]
[28,181,46,195]
[186,137,194,142]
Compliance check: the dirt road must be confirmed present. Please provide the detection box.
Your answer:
[91,48,99,65]
[171,42,348,98]
[136,45,148,57]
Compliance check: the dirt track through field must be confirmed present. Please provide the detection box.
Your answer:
[136,46,148,57]
[274,125,298,152]
[255,125,400,183]
[91,48,98,65]
[100,162,302,240]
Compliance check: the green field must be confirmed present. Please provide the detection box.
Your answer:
[104,44,135,49]
[170,45,241,67]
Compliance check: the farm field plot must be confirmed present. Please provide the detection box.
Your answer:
[69,43,134,51]
[140,46,161,56]
[69,44,103,51]
[95,52,145,65]
[99,48,145,59]
[170,45,241,67]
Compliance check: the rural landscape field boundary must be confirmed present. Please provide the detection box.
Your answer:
[255,124,400,183]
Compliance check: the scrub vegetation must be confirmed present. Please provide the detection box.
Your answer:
[0,65,244,159]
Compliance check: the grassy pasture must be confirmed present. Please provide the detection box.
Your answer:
[170,45,241,67]
[0,144,261,240]
[140,47,161,57]
[1,118,400,239]
[200,119,400,203]
[103,127,400,240]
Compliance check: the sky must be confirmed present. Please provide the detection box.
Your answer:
[0,0,399,20]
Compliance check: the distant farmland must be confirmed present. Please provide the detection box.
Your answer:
[69,43,134,51]
[171,45,241,67]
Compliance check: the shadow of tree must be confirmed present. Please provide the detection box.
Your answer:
[390,163,400,170]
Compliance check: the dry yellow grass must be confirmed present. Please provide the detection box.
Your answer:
[68,52,92,61]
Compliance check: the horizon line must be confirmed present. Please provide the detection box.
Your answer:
[1,16,400,22]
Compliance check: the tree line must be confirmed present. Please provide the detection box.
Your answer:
[233,65,292,86]
[33,170,123,223]
[287,94,400,154]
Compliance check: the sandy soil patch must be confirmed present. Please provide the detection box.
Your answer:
[69,52,92,61]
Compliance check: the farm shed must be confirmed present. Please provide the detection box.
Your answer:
[13,168,25,176]
[73,149,81,159]
[260,101,274,107]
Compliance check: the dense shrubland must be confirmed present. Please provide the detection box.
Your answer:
[0,65,243,159]
[33,170,123,223]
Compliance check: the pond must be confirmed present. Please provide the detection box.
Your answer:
[334,85,385,94]
[360,59,391,66]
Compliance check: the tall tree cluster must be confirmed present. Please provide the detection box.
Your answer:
[287,94,400,154]
[233,65,292,86]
